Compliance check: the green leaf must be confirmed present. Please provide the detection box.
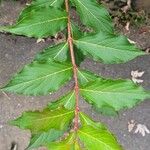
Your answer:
[77,69,98,86]
[71,0,113,33]
[78,71,118,116]
[27,129,63,150]
[35,43,84,66]
[79,112,106,130]
[18,0,65,21]
[78,126,122,150]
[78,113,122,150]
[2,61,72,95]
[74,47,85,66]
[1,7,67,38]
[45,113,122,150]
[80,78,150,113]
[48,91,75,110]
[74,33,145,64]
[35,43,69,62]
[46,133,81,150]
[10,108,74,134]
[71,22,83,39]
[93,105,118,116]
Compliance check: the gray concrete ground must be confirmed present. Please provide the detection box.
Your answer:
[0,1,150,150]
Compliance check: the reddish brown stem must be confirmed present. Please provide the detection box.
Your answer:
[65,0,79,131]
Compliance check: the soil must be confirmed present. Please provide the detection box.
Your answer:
[0,1,150,150]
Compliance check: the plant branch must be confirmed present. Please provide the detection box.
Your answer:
[65,0,80,131]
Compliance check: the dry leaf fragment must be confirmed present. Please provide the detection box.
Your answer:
[128,120,135,132]
[121,0,131,13]
[132,78,143,84]
[145,48,150,53]
[131,70,144,78]
[131,70,144,84]
[125,22,130,31]
[128,38,136,44]
[36,38,45,43]
[134,124,150,136]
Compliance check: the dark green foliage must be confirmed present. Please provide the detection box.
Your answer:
[0,0,149,149]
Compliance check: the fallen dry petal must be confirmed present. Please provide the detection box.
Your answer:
[132,77,143,84]
[131,70,144,83]
[36,38,45,43]
[131,70,145,78]
[128,120,135,132]
[128,38,136,44]
[125,22,130,31]
[134,124,150,137]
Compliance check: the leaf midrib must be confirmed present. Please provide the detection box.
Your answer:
[8,67,72,87]
[54,43,68,59]
[76,0,110,32]
[11,17,67,30]
[77,69,89,82]
[78,129,113,150]
[80,88,144,95]
[75,40,141,54]
[33,110,74,122]
[17,0,60,24]
[65,92,75,107]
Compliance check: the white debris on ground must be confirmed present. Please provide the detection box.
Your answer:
[145,47,150,53]
[128,120,150,136]
[0,125,3,129]
[36,38,45,43]
[131,70,145,84]
[2,91,11,100]
[122,0,131,31]
[125,22,130,31]
[17,103,21,108]
[135,124,150,137]
[128,120,135,132]
[128,38,136,44]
